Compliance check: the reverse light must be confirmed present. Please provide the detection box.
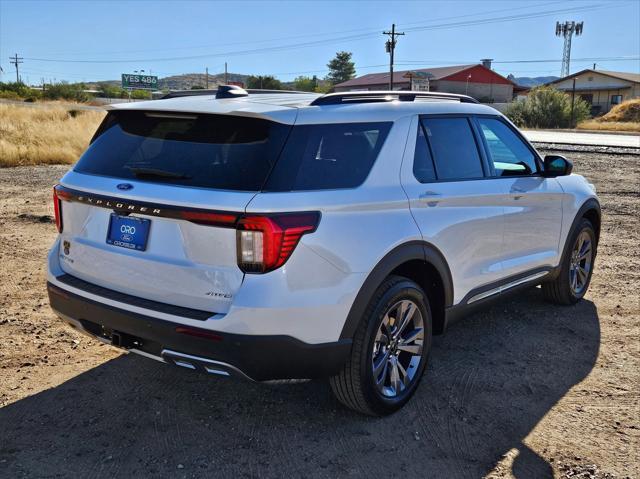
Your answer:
[236,212,320,273]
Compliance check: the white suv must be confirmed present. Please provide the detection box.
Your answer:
[47,87,600,415]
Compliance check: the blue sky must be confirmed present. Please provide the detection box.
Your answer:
[1,0,639,84]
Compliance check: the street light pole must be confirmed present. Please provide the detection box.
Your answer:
[465,74,472,95]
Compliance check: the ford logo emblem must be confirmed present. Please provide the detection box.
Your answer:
[117,183,133,191]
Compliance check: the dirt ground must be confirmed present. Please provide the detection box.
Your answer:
[0,149,638,478]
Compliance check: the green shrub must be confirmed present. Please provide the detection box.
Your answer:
[0,82,40,100]
[43,82,90,102]
[130,89,151,100]
[98,83,126,99]
[504,86,590,128]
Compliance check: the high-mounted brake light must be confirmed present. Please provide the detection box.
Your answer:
[236,212,320,273]
[52,185,71,233]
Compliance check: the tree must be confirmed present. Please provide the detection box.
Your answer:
[326,51,356,85]
[504,86,590,128]
[293,75,317,92]
[246,75,282,90]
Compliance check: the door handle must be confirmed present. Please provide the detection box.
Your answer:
[419,191,441,206]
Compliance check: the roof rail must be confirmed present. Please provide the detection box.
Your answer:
[309,91,479,106]
[162,86,311,100]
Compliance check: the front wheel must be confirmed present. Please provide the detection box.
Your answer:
[542,218,597,305]
[330,276,432,416]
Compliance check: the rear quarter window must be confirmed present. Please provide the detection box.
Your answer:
[264,122,392,191]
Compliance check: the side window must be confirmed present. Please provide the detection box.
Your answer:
[264,122,392,191]
[413,123,436,183]
[476,118,538,177]
[421,117,484,180]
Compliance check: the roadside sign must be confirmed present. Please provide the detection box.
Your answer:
[121,73,158,90]
[403,71,434,92]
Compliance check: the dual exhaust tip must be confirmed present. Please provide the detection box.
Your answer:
[160,349,252,381]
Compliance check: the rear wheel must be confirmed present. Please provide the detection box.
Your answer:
[330,276,432,416]
[542,218,596,305]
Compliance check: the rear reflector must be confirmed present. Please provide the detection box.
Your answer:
[236,212,320,273]
[175,326,222,342]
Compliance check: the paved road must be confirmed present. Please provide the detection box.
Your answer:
[523,129,640,148]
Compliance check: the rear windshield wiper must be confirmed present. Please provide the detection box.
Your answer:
[127,166,192,180]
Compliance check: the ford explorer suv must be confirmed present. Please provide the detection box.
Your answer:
[47,87,600,415]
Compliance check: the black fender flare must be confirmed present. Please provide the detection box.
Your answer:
[547,197,601,281]
[339,241,453,340]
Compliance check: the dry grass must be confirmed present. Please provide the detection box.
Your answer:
[0,104,105,167]
[577,99,640,132]
[577,119,640,132]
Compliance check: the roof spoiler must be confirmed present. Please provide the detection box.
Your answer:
[162,85,312,100]
[310,91,479,106]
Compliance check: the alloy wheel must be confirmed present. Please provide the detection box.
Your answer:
[371,299,425,398]
[569,230,593,295]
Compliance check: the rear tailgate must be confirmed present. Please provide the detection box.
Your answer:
[54,108,296,315]
[56,173,252,314]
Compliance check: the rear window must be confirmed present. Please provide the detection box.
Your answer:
[74,111,292,191]
[75,112,391,192]
[264,122,392,191]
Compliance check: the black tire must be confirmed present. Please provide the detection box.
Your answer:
[329,275,432,416]
[542,218,597,305]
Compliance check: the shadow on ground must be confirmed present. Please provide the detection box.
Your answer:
[0,288,600,478]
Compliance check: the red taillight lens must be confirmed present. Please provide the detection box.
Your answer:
[236,212,320,273]
[53,185,72,233]
[53,186,63,233]
[180,210,239,227]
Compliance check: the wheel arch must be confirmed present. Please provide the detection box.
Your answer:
[339,241,453,340]
[565,198,601,260]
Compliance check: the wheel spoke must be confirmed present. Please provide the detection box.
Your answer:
[400,327,424,346]
[397,343,423,355]
[577,266,587,285]
[373,349,390,376]
[375,315,391,343]
[389,357,401,393]
[571,269,578,290]
[397,360,410,388]
[396,301,416,337]
[579,241,591,260]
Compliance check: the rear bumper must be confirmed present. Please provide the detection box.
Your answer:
[48,282,351,381]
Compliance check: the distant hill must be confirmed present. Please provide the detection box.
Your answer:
[84,72,326,93]
[158,72,250,90]
[85,72,252,91]
[510,75,559,88]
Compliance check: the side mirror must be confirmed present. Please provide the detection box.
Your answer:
[543,155,573,177]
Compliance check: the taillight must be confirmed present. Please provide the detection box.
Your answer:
[236,212,320,273]
[52,185,70,233]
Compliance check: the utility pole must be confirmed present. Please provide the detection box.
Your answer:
[555,21,584,77]
[10,53,23,83]
[571,77,577,127]
[224,62,228,84]
[383,24,404,90]
[205,67,209,89]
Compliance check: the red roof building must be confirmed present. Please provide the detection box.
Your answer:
[334,63,516,103]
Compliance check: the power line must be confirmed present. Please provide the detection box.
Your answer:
[22,3,611,64]
[30,0,565,58]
